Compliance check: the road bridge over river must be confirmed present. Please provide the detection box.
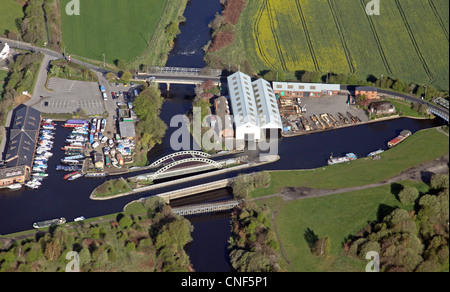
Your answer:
[134,66,223,90]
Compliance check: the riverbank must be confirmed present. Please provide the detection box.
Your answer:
[253,155,449,272]
[252,127,449,198]
[281,114,402,138]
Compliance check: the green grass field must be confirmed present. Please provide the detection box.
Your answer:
[249,127,448,271]
[60,0,167,64]
[210,0,449,90]
[0,0,24,35]
[251,128,449,198]
[263,180,428,272]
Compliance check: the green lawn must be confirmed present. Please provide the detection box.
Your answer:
[264,180,428,272]
[0,0,23,35]
[251,128,449,198]
[384,98,427,118]
[60,0,167,64]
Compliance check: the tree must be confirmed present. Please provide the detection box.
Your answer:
[44,240,62,261]
[418,104,428,115]
[430,174,449,191]
[118,214,133,229]
[232,174,254,199]
[155,218,193,250]
[115,59,126,70]
[165,21,181,38]
[106,72,117,83]
[398,186,419,205]
[120,71,132,84]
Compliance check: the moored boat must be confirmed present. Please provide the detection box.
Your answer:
[33,217,66,229]
[64,171,81,180]
[56,165,81,172]
[116,153,124,166]
[327,153,357,165]
[61,158,82,165]
[101,119,106,132]
[62,120,88,128]
[25,181,40,189]
[8,183,22,190]
[32,172,48,178]
[367,149,385,157]
[68,173,84,181]
[105,155,111,168]
[387,130,411,148]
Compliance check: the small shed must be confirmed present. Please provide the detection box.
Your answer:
[94,153,104,170]
[119,121,136,140]
[369,101,396,115]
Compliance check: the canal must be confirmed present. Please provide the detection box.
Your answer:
[0,0,445,272]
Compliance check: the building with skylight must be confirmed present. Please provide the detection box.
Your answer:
[227,72,282,141]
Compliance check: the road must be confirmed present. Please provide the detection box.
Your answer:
[134,73,221,86]
[4,36,446,122]
[342,85,449,121]
[1,37,118,132]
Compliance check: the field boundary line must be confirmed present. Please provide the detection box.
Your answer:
[394,0,434,83]
[130,0,170,66]
[294,0,319,72]
[427,0,449,42]
[359,0,392,76]
[265,0,288,72]
[253,0,277,71]
[327,0,355,74]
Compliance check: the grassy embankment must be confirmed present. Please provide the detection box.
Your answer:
[251,128,449,272]
[251,128,449,198]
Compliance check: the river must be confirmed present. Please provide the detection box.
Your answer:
[0,0,445,273]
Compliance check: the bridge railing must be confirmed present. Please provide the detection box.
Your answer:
[172,200,241,216]
[147,66,222,77]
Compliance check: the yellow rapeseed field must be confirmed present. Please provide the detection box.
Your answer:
[252,0,349,74]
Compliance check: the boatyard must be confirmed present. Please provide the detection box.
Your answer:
[56,117,136,181]
[278,93,369,137]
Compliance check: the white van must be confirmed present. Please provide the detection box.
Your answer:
[103,92,108,101]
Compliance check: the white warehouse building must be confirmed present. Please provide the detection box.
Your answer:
[227,72,282,141]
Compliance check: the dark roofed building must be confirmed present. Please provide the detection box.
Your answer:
[368,101,396,115]
[1,105,41,187]
[214,96,234,138]
[4,105,41,167]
